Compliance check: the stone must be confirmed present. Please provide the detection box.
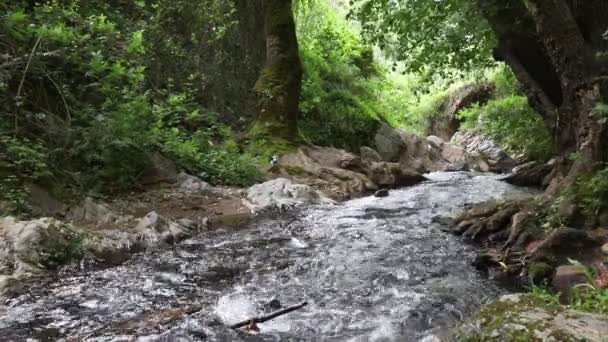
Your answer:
[451,130,516,173]
[552,265,588,294]
[177,172,212,193]
[601,243,608,255]
[135,211,191,246]
[426,135,445,149]
[374,189,389,198]
[244,178,334,212]
[455,294,608,341]
[140,151,178,185]
[359,146,383,162]
[66,197,121,228]
[440,144,468,171]
[275,145,425,200]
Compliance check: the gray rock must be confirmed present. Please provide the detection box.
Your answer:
[452,131,515,173]
[455,294,608,341]
[426,135,445,149]
[244,178,334,212]
[135,211,191,246]
[177,172,212,193]
[66,197,123,228]
[360,146,383,162]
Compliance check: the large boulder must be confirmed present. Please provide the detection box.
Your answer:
[273,145,426,199]
[374,123,451,172]
[66,197,127,229]
[451,131,516,173]
[454,294,608,341]
[244,178,334,212]
[426,82,495,141]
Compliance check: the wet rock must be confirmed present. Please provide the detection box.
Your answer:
[274,145,425,200]
[360,146,383,162]
[374,189,389,198]
[141,151,178,185]
[440,144,468,171]
[455,294,608,341]
[505,161,553,187]
[135,211,191,245]
[265,298,282,311]
[177,172,212,193]
[244,178,334,212]
[425,82,494,141]
[552,265,588,294]
[0,275,22,298]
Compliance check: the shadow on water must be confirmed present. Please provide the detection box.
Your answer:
[0,172,538,341]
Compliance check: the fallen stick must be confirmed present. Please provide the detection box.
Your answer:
[230,302,308,329]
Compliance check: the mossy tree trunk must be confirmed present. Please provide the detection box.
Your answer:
[480,0,608,202]
[250,0,303,148]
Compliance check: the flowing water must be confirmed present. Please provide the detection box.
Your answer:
[0,172,538,342]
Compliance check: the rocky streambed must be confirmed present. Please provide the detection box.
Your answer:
[0,172,539,341]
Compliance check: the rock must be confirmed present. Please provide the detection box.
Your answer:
[426,135,445,149]
[244,178,334,212]
[602,243,608,255]
[425,82,494,140]
[0,275,22,298]
[505,161,553,187]
[135,211,191,246]
[66,197,124,229]
[455,294,608,341]
[360,146,383,162]
[274,145,425,200]
[140,151,178,185]
[177,172,212,193]
[451,130,515,173]
[374,189,389,198]
[0,217,86,271]
[552,265,589,294]
[440,144,468,171]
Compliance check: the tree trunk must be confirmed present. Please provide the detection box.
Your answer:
[480,0,608,199]
[250,0,303,147]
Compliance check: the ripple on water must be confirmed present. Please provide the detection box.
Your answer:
[0,172,539,341]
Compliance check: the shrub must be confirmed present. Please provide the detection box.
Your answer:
[458,95,553,161]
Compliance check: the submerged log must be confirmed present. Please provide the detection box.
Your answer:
[230,302,308,329]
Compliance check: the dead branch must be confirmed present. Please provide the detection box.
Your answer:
[230,301,308,329]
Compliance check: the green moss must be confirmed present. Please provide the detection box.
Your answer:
[528,262,554,285]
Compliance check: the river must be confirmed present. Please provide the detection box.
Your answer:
[0,172,538,341]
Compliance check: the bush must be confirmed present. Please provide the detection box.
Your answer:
[0,0,262,207]
[458,95,553,161]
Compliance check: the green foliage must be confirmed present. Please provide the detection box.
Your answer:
[572,165,608,217]
[41,223,89,269]
[297,1,383,151]
[571,285,608,315]
[0,0,261,208]
[350,0,496,75]
[458,95,553,161]
[528,285,561,306]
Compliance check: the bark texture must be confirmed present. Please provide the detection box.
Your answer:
[250,0,303,145]
[480,0,608,196]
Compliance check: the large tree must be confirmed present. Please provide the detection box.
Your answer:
[353,0,608,222]
[250,0,303,148]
